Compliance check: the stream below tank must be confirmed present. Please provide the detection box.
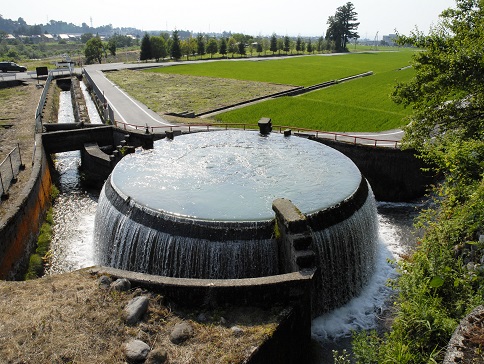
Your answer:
[46,83,424,363]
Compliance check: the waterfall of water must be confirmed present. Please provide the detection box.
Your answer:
[94,130,380,290]
[94,180,279,279]
[310,192,379,313]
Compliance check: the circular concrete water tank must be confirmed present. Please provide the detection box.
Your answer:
[94,130,378,311]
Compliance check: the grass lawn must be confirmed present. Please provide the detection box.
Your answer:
[104,70,294,115]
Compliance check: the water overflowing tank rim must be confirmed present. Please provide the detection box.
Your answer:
[108,174,275,224]
[110,130,363,220]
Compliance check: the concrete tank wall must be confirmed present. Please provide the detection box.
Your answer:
[310,137,436,202]
[0,135,52,280]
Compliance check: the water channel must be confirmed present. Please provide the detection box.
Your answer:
[47,82,423,362]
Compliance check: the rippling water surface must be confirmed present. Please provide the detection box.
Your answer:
[113,131,362,220]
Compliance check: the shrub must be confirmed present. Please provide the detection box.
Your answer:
[24,254,43,280]
[353,178,484,363]
[25,207,55,280]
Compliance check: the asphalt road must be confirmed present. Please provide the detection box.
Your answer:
[83,63,173,129]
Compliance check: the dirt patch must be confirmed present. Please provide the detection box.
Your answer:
[0,269,282,363]
[0,80,44,219]
[104,70,294,115]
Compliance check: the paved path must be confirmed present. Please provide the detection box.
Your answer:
[83,64,173,128]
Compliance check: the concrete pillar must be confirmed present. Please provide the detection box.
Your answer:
[258,117,272,135]
[166,131,175,140]
[272,198,315,273]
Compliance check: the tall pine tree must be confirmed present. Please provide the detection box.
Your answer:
[140,33,152,61]
[170,29,182,60]
[270,33,278,54]
[326,2,359,52]
[219,38,227,58]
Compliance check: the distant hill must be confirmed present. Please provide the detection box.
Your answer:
[0,15,140,37]
[0,15,246,42]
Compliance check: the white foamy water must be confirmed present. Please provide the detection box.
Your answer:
[80,81,103,124]
[47,90,98,274]
[311,201,421,342]
[47,191,97,274]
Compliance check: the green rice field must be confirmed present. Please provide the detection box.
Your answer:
[147,51,416,132]
[214,66,415,132]
[150,51,413,86]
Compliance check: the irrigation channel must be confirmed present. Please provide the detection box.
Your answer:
[46,82,423,362]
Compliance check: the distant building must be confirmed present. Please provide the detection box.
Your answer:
[42,34,55,42]
[57,34,82,41]
[382,34,398,46]
[30,35,42,44]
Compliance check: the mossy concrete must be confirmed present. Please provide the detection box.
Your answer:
[310,136,435,202]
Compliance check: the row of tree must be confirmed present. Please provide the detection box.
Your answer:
[83,2,360,63]
[0,15,115,37]
[133,2,359,62]
[137,31,337,62]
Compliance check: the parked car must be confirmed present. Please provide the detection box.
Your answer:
[0,61,27,72]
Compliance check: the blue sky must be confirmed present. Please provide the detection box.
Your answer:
[2,0,456,37]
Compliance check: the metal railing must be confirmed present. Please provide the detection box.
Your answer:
[50,64,74,77]
[0,144,25,199]
[112,120,401,149]
[83,69,105,104]
[82,68,113,123]
[0,73,17,82]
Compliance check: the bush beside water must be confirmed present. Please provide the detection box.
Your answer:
[25,185,59,280]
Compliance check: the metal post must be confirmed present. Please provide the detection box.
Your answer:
[9,153,15,178]
[17,143,25,170]
[0,170,5,195]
